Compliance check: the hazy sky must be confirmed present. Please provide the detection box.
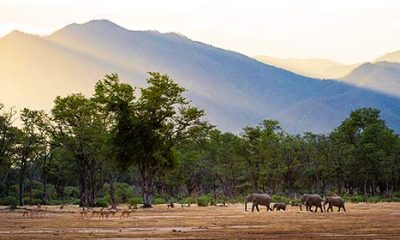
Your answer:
[1,0,400,64]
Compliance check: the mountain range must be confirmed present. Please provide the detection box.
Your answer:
[1,19,400,133]
[255,55,358,79]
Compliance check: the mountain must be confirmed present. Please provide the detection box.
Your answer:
[255,55,358,79]
[375,50,400,63]
[342,61,400,97]
[1,19,400,133]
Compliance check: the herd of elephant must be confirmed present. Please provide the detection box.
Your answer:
[244,193,346,213]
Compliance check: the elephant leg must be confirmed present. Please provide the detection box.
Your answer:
[256,204,260,212]
[343,206,346,212]
[252,203,255,212]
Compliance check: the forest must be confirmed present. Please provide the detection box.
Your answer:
[1,72,399,208]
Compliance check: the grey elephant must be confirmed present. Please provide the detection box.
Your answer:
[244,193,273,212]
[301,194,324,212]
[272,203,287,211]
[324,196,346,212]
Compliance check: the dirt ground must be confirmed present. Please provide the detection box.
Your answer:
[0,203,400,239]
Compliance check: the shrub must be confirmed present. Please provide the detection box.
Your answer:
[391,197,400,202]
[153,197,166,205]
[32,189,44,199]
[368,196,381,203]
[228,196,245,204]
[23,197,42,205]
[197,195,211,207]
[65,186,79,198]
[115,183,134,203]
[48,199,63,205]
[95,198,109,207]
[349,195,365,203]
[290,199,302,206]
[272,195,291,204]
[0,196,17,206]
[128,197,143,208]
[103,183,134,204]
[70,198,81,205]
[393,192,400,198]
[184,197,196,204]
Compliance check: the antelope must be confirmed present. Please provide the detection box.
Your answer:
[120,210,134,219]
[80,210,90,218]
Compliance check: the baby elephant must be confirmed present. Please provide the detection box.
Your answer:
[272,203,287,211]
[324,196,346,212]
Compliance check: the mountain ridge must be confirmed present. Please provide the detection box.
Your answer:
[1,20,400,133]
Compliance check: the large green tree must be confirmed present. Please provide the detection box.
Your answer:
[96,73,209,207]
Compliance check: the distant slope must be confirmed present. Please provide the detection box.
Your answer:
[342,61,400,97]
[375,50,400,63]
[255,55,358,79]
[1,20,400,133]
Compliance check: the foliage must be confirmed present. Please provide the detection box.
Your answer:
[1,72,399,207]
[271,195,291,204]
[197,195,211,207]
[153,197,166,204]
[128,197,143,205]
[0,196,17,206]
[95,198,109,207]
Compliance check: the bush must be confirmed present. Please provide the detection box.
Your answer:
[65,186,79,198]
[349,195,365,203]
[272,195,291,204]
[289,199,302,205]
[115,183,134,203]
[23,197,42,205]
[48,199,63,205]
[153,197,166,205]
[103,183,134,204]
[95,198,109,207]
[184,197,196,204]
[128,197,143,208]
[393,192,400,198]
[70,198,81,205]
[32,189,44,199]
[0,196,17,206]
[197,195,211,207]
[227,196,245,204]
[368,196,381,203]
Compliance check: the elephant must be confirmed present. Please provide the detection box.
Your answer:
[244,193,273,212]
[324,196,346,212]
[272,203,287,211]
[301,194,324,212]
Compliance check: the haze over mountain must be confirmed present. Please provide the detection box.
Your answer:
[342,61,400,97]
[1,20,400,133]
[255,55,358,79]
[375,50,400,63]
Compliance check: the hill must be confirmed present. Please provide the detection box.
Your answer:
[1,19,400,133]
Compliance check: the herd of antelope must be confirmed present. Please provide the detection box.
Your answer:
[79,208,137,219]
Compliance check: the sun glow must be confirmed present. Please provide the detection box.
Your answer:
[1,0,400,63]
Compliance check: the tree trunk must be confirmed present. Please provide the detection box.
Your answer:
[18,162,26,206]
[140,167,155,208]
[109,172,116,208]
[29,174,33,205]
[78,161,87,207]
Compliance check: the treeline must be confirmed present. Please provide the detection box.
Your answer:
[0,73,399,207]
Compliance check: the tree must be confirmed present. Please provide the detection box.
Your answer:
[52,94,109,207]
[0,104,18,198]
[332,108,398,196]
[96,73,209,207]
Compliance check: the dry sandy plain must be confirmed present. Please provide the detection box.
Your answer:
[0,203,400,239]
